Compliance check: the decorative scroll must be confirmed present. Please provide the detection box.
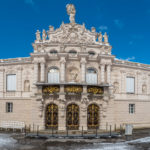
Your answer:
[66,104,79,130]
[87,86,104,95]
[87,104,99,129]
[65,85,83,94]
[43,86,60,94]
[45,104,58,129]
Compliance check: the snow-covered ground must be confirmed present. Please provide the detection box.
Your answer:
[1,133,150,150]
[0,133,17,148]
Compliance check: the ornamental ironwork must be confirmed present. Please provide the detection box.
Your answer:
[66,104,79,130]
[87,104,99,129]
[45,104,58,129]
[43,86,60,94]
[87,86,104,95]
[65,85,83,94]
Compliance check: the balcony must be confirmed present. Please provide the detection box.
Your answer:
[36,82,110,100]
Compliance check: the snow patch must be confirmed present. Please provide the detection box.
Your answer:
[0,134,17,147]
[128,136,150,144]
[80,143,134,150]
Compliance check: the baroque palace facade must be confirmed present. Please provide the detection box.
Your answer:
[0,4,150,131]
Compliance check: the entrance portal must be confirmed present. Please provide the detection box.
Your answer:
[87,104,99,129]
[66,104,79,130]
[45,103,58,129]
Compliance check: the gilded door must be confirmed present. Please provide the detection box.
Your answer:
[45,104,58,129]
[66,104,79,130]
[87,104,99,129]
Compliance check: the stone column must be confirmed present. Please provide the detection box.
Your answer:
[17,66,22,97]
[60,57,66,82]
[101,64,105,83]
[106,64,111,84]
[34,63,39,83]
[81,58,86,83]
[40,63,45,82]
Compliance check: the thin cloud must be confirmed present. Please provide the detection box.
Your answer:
[99,25,108,31]
[114,19,124,29]
[116,56,135,61]
[24,0,34,5]
[125,56,135,61]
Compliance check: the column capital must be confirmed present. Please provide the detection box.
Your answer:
[80,57,87,64]
[60,57,66,64]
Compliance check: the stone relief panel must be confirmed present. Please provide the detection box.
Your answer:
[113,82,119,94]
[67,67,79,83]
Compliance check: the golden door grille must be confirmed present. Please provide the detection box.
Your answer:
[66,104,79,130]
[45,104,58,129]
[87,104,99,129]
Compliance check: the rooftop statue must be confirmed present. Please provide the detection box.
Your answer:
[66,4,76,23]
[103,32,109,44]
[35,30,41,42]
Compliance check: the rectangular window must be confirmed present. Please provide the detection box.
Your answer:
[6,74,16,91]
[86,74,97,84]
[129,104,135,114]
[126,77,135,93]
[6,102,13,113]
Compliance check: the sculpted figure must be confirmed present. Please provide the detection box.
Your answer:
[66,4,76,23]
[113,82,119,93]
[49,25,54,32]
[42,29,47,41]
[91,27,96,33]
[103,32,108,43]
[98,32,103,43]
[35,30,41,42]
[142,84,147,94]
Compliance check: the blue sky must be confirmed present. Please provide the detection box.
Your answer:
[0,0,150,64]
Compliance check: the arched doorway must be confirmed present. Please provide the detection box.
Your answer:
[87,104,99,129]
[66,104,79,130]
[45,104,58,129]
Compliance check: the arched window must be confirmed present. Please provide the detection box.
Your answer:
[86,68,97,84]
[69,50,77,54]
[88,51,95,56]
[48,67,59,83]
[50,50,58,54]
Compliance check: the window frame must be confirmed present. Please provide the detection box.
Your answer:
[86,68,98,84]
[6,74,16,92]
[126,76,135,94]
[6,102,13,113]
[129,104,135,114]
[48,67,60,83]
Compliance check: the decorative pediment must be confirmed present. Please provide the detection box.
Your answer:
[47,23,97,45]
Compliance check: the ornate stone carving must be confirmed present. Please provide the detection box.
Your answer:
[67,67,79,83]
[47,23,98,44]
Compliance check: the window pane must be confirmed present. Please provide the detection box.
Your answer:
[126,77,135,93]
[7,75,16,91]
[129,104,135,114]
[6,102,13,113]
[48,70,59,83]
